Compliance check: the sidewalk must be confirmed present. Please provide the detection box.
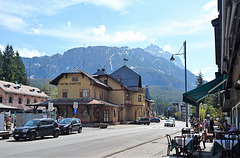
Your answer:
[109,130,216,158]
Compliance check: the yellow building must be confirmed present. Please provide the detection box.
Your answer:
[33,66,152,123]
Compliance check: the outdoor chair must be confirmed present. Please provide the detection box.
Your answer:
[220,133,232,158]
[174,136,186,158]
[228,133,239,158]
[166,134,172,156]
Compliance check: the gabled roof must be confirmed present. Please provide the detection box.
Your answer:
[0,80,48,98]
[93,68,131,91]
[110,65,142,91]
[50,68,110,89]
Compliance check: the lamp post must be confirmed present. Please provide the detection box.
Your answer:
[170,41,188,127]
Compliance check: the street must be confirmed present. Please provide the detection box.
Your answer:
[0,120,185,157]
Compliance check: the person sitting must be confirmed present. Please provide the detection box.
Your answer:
[223,119,230,131]
[229,124,238,133]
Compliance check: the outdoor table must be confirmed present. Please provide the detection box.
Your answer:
[211,139,240,156]
[170,137,195,155]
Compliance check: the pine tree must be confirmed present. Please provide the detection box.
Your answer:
[0,51,3,80]
[196,71,204,87]
[0,44,28,84]
[15,51,28,84]
[2,44,15,82]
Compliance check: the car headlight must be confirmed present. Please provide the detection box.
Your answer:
[22,129,29,132]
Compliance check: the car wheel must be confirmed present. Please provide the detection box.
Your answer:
[14,137,20,141]
[68,128,72,135]
[78,127,82,133]
[53,130,59,138]
[147,123,150,125]
[29,132,36,141]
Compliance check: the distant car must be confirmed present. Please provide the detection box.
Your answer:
[13,118,60,141]
[58,118,82,134]
[150,118,161,123]
[164,119,175,127]
[135,117,150,125]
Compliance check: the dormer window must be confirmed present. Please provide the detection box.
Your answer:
[4,84,11,88]
[37,90,42,93]
[14,86,19,89]
[30,89,35,92]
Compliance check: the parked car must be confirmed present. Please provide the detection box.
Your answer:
[13,118,60,141]
[150,117,161,123]
[135,117,150,125]
[58,118,82,134]
[164,119,175,127]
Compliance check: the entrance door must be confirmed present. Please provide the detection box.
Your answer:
[103,110,109,122]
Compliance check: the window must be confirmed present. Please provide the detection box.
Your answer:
[80,89,89,98]
[62,89,68,98]
[99,91,103,100]
[104,80,108,85]
[27,99,30,104]
[0,96,2,103]
[138,95,142,102]
[104,92,107,100]
[82,109,88,118]
[18,98,22,104]
[72,77,78,81]
[9,97,12,103]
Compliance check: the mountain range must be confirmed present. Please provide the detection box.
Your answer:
[22,44,197,92]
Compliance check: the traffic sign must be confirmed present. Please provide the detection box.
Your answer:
[73,102,78,109]
[48,102,53,111]
[74,109,77,114]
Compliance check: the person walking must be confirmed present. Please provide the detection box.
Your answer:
[209,117,214,132]
[202,119,209,129]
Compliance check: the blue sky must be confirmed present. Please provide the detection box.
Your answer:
[0,0,218,81]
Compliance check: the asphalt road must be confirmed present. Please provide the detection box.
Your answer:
[0,120,185,157]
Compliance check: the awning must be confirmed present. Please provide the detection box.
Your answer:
[183,74,226,106]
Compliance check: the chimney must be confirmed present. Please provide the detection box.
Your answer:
[117,75,120,81]
[102,68,105,72]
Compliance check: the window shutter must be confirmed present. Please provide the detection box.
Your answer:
[87,89,90,97]
[80,89,83,97]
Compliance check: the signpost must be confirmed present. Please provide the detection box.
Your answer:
[48,102,53,111]
[73,102,78,117]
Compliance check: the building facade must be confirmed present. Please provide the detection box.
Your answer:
[0,80,48,112]
[212,0,240,128]
[33,66,153,123]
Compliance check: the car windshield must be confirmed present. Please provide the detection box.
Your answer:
[166,120,173,122]
[59,118,72,124]
[24,120,40,126]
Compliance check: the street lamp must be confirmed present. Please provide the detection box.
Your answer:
[170,41,188,127]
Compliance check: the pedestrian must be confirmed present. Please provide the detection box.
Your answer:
[208,117,214,132]
[202,119,208,129]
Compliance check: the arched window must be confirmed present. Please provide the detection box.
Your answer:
[9,97,12,103]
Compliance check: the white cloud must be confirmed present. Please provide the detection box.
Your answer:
[203,0,218,21]
[89,0,130,11]
[18,48,46,58]
[93,25,106,36]
[67,21,71,28]
[0,44,4,51]
[115,31,146,42]
[0,13,26,31]
[32,28,40,34]
[163,45,172,52]
[150,38,157,44]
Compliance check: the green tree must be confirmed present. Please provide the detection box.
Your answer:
[196,71,204,87]
[14,51,28,84]
[0,51,3,79]
[0,44,28,84]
